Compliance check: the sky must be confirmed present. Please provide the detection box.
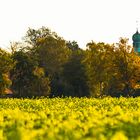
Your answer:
[0,0,140,49]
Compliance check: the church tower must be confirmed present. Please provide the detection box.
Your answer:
[132,30,140,53]
[132,21,140,54]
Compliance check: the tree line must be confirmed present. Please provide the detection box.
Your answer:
[0,26,140,97]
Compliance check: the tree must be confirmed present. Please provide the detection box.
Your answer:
[0,48,13,94]
[108,38,140,96]
[84,38,140,97]
[10,49,50,97]
[24,27,71,96]
[29,67,50,96]
[63,50,89,97]
[66,41,80,51]
[24,26,59,46]
[84,41,115,97]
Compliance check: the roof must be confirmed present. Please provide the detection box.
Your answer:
[132,30,140,42]
[4,89,13,94]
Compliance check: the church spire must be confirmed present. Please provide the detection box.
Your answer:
[132,20,140,53]
[136,20,139,33]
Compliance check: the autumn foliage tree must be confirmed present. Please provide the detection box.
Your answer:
[84,42,114,96]
[108,38,140,96]
[0,49,13,94]
[84,38,140,97]
[1,26,139,98]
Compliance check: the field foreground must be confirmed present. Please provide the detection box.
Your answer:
[1,97,140,140]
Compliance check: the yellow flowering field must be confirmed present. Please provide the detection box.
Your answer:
[1,97,140,140]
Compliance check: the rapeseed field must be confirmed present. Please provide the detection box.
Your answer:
[0,97,140,140]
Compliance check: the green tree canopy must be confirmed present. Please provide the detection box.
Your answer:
[63,49,89,97]
[22,27,71,96]
[11,49,50,97]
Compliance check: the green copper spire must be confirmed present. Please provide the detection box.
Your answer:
[132,26,140,53]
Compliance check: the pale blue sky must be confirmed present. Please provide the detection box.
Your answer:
[0,0,139,49]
